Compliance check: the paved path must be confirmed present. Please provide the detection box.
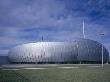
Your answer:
[0,64,109,70]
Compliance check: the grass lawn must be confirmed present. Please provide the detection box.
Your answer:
[0,64,110,82]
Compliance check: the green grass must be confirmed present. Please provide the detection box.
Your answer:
[0,70,31,82]
[0,65,110,82]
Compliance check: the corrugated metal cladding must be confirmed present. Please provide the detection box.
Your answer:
[8,38,109,64]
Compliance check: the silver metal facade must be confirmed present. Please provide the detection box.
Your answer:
[8,39,109,63]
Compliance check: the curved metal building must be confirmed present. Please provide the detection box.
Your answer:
[8,39,109,64]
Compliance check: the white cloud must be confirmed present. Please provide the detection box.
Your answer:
[0,0,110,55]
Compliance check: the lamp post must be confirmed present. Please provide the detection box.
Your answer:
[100,33,104,68]
[75,40,79,64]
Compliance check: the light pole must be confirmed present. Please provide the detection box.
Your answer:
[75,40,79,64]
[101,43,104,68]
[100,33,104,68]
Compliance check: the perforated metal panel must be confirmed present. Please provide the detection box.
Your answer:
[8,39,109,63]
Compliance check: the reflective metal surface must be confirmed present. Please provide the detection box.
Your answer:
[8,39,109,63]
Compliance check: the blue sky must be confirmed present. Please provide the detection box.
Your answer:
[0,0,110,55]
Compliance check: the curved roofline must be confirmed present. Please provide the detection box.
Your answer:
[9,38,107,52]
